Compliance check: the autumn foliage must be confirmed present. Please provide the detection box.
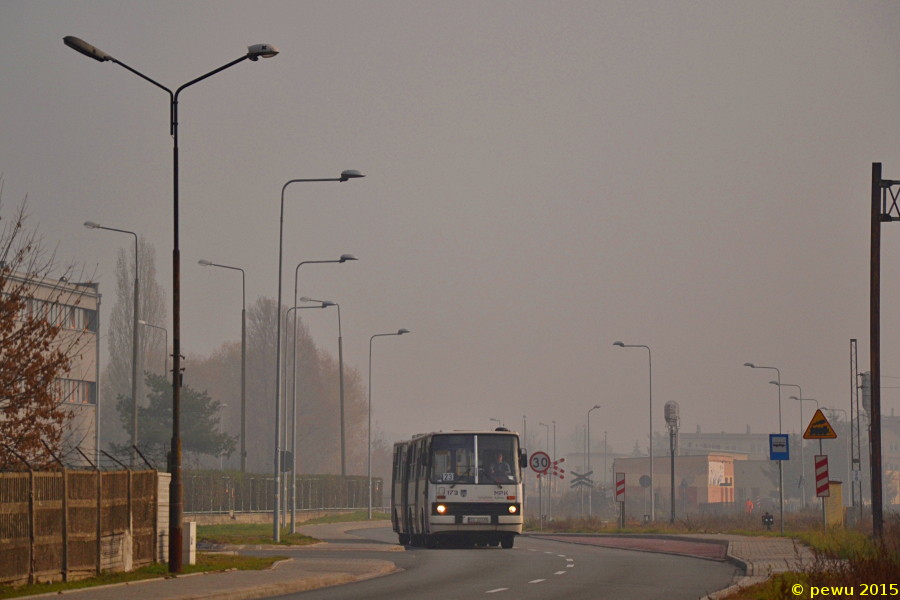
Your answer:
[0,195,92,469]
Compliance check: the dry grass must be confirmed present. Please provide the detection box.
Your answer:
[722,516,900,599]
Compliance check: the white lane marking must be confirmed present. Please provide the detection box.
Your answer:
[544,551,553,554]
[558,554,566,557]
[566,558,573,562]
[485,588,508,594]
[529,549,537,552]
[528,579,546,584]
[566,564,574,568]
[555,571,567,575]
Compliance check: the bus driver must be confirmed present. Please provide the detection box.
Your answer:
[488,452,512,481]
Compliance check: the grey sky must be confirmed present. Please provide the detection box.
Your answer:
[2,1,900,457]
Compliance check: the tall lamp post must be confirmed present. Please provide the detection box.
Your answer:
[614,342,653,520]
[198,259,246,472]
[368,329,409,519]
[84,221,139,466]
[273,172,363,541]
[587,406,600,516]
[137,320,167,379]
[301,296,349,477]
[772,381,803,508]
[282,301,333,531]
[823,407,851,494]
[490,418,502,429]
[744,362,784,535]
[286,257,355,531]
[67,36,278,572]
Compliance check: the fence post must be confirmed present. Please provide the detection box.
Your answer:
[152,470,158,564]
[62,469,68,581]
[96,468,101,576]
[28,469,35,585]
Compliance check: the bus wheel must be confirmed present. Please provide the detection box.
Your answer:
[399,533,410,545]
[500,535,515,549]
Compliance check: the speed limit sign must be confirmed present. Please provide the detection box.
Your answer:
[529,451,550,474]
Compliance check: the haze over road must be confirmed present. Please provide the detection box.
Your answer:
[260,525,739,600]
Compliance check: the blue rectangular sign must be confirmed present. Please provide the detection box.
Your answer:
[769,434,789,461]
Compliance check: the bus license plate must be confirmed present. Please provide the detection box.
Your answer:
[464,516,490,524]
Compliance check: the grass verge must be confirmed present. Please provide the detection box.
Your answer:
[298,510,390,526]
[197,523,320,546]
[0,553,288,599]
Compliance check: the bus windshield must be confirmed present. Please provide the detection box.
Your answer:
[431,435,475,484]
[478,434,520,484]
[430,434,520,485]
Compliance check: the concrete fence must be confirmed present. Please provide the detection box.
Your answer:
[182,471,383,514]
[0,469,161,586]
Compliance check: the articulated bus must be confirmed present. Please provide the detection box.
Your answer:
[391,428,526,549]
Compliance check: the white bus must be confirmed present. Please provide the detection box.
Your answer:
[391,427,525,549]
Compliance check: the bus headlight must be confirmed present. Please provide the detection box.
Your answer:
[436,504,447,514]
[508,505,517,514]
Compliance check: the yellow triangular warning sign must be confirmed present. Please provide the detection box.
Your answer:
[803,409,837,440]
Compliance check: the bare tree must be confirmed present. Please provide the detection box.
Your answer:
[99,237,166,451]
[0,192,94,468]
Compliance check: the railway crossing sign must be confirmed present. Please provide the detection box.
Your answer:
[570,470,593,489]
[529,451,551,473]
[815,455,830,497]
[804,410,838,440]
[615,472,626,502]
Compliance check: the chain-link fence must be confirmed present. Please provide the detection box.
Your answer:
[182,471,383,514]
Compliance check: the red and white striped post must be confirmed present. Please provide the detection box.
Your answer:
[815,454,829,531]
[616,472,626,528]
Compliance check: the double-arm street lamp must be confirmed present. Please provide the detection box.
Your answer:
[67,36,278,572]
[273,172,363,542]
[198,260,247,472]
[613,342,653,520]
[744,362,784,535]
[368,329,410,519]
[84,221,139,467]
[772,381,803,507]
[300,295,350,477]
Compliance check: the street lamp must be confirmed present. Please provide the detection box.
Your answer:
[137,320,167,379]
[744,362,784,535]
[368,329,409,519]
[285,257,354,534]
[822,407,851,493]
[198,259,247,472]
[273,173,363,542]
[301,296,347,477]
[282,301,333,531]
[614,341,653,520]
[490,418,502,429]
[67,36,278,573]
[587,406,600,516]
[772,381,803,507]
[85,221,139,467]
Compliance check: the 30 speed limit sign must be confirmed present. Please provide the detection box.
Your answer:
[530,451,550,474]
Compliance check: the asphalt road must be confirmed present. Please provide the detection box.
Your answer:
[261,526,740,600]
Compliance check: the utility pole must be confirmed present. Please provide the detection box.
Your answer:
[870,162,893,538]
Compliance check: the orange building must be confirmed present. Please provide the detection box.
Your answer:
[612,452,745,519]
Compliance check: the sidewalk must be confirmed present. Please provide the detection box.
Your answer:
[27,522,399,600]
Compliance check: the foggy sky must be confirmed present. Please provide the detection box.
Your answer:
[2,1,900,459]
